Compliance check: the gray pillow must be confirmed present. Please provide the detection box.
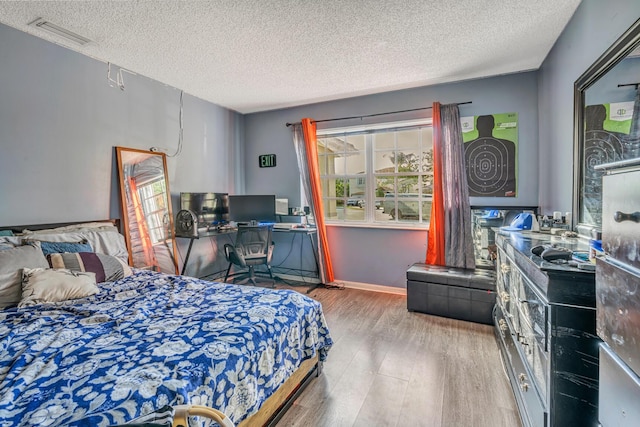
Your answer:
[47,252,132,283]
[0,242,49,309]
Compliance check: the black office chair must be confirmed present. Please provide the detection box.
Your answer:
[224,224,275,287]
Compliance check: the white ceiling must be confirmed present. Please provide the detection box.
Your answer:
[0,1,581,114]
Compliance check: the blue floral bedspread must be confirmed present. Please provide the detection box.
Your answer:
[0,270,332,426]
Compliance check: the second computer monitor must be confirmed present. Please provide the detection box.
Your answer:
[228,194,277,224]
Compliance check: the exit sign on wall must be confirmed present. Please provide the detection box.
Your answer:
[258,154,276,168]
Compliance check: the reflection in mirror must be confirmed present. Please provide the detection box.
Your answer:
[574,18,640,232]
[116,147,178,274]
[582,59,640,227]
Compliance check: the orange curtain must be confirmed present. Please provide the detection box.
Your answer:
[301,118,335,283]
[426,102,445,265]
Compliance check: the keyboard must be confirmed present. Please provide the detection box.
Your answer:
[273,223,302,230]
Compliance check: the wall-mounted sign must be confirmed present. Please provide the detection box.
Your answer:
[258,154,277,168]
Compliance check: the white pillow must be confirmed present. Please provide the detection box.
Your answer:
[0,242,49,309]
[80,229,129,263]
[14,229,129,263]
[0,236,22,247]
[19,268,98,307]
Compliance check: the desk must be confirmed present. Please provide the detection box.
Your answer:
[176,228,235,275]
[272,227,321,294]
[176,226,320,292]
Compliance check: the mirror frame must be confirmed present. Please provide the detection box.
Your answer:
[573,18,640,236]
[115,146,178,274]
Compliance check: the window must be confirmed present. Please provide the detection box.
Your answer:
[138,178,169,244]
[317,120,433,225]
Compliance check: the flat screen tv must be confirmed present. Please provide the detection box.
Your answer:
[228,194,277,224]
[180,192,229,225]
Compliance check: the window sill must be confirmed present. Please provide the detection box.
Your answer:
[324,222,429,231]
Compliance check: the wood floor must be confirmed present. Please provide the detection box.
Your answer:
[275,284,521,427]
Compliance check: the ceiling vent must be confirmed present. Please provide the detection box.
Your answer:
[28,17,92,45]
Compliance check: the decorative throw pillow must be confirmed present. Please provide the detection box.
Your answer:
[28,240,94,256]
[47,252,132,283]
[19,268,98,307]
[0,242,49,309]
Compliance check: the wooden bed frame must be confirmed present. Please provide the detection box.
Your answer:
[241,355,321,427]
[0,219,323,427]
[0,219,120,234]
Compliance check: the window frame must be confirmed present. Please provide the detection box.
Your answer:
[317,118,433,228]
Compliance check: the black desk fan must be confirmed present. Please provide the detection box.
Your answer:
[175,209,199,238]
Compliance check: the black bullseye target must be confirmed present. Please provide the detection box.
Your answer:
[582,105,626,226]
[583,129,624,198]
[464,115,516,197]
[584,129,624,183]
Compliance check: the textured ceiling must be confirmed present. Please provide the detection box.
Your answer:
[0,0,581,114]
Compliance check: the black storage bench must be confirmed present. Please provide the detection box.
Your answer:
[406,263,496,325]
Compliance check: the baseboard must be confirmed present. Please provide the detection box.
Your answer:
[338,280,407,296]
[274,274,407,296]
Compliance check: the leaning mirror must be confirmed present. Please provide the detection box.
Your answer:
[116,147,178,274]
[574,18,640,235]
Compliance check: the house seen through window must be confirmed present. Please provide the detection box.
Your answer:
[317,120,433,225]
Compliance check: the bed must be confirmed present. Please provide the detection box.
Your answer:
[0,221,332,426]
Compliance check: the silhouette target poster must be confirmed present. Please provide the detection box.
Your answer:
[461,113,518,197]
[582,101,636,226]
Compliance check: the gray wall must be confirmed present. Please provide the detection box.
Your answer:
[244,72,539,288]
[537,0,640,215]
[0,23,242,275]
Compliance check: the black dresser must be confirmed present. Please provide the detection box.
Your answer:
[494,231,599,427]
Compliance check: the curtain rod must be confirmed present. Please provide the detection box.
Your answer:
[618,82,640,88]
[285,101,472,127]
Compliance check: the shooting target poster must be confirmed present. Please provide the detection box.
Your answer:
[461,113,518,197]
[582,101,635,226]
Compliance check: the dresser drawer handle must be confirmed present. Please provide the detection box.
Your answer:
[614,211,640,223]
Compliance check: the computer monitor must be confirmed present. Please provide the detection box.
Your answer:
[228,194,277,224]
